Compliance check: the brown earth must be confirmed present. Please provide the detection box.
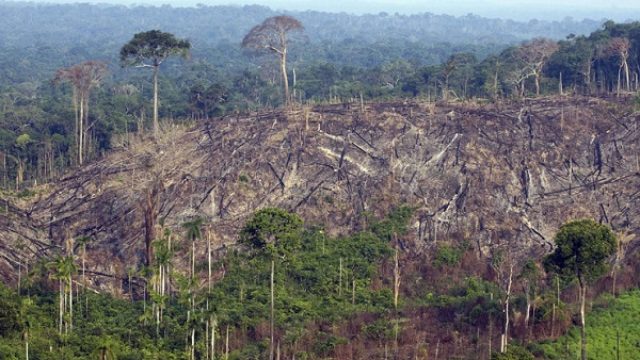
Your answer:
[1,95,639,290]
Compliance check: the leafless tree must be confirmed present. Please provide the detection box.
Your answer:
[54,61,107,165]
[516,38,560,96]
[242,15,304,105]
[603,37,631,95]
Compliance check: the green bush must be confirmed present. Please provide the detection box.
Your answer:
[0,287,20,336]
[240,208,303,252]
[491,345,534,360]
[433,244,463,268]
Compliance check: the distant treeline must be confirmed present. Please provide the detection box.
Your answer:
[0,2,637,191]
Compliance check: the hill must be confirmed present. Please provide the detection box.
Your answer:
[2,95,639,285]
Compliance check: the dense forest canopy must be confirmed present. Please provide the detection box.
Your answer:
[0,2,602,82]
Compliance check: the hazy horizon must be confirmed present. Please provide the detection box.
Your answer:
[17,0,640,21]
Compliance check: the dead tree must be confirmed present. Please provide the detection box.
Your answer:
[516,38,560,96]
[242,15,304,106]
[142,184,160,267]
[603,37,631,95]
[490,248,514,354]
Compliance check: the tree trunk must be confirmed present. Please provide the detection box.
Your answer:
[24,331,29,360]
[82,244,86,297]
[524,284,531,340]
[208,231,212,293]
[500,264,513,353]
[394,248,400,309]
[280,51,289,106]
[623,58,630,91]
[153,65,160,136]
[535,73,540,96]
[488,292,493,358]
[143,186,158,267]
[79,93,84,165]
[72,89,79,166]
[338,257,342,297]
[191,240,195,281]
[59,280,63,334]
[191,327,196,360]
[211,317,216,360]
[69,273,73,332]
[559,72,564,95]
[270,260,275,360]
[292,67,297,100]
[579,280,587,360]
[84,95,90,161]
[225,325,229,360]
[617,66,622,97]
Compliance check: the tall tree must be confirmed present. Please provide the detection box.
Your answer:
[518,260,540,342]
[544,219,616,360]
[242,16,304,106]
[48,255,76,335]
[54,61,107,165]
[120,30,190,136]
[182,217,203,282]
[516,38,560,96]
[603,37,631,94]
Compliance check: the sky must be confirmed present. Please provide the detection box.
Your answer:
[27,0,640,21]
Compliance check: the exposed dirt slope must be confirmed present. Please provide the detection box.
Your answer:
[1,96,639,287]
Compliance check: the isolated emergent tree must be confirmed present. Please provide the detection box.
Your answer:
[242,15,304,105]
[544,219,616,360]
[120,30,190,136]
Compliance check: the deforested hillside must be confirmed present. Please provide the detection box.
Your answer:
[2,95,639,285]
[1,95,640,359]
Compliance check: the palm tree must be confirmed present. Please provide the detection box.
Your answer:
[151,234,173,336]
[182,217,203,282]
[19,298,33,360]
[95,336,117,360]
[48,256,76,334]
[76,236,91,314]
[182,217,203,357]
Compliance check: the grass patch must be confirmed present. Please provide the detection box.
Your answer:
[537,290,640,359]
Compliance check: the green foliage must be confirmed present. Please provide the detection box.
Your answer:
[312,333,348,356]
[0,286,21,336]
[362,318,394,341]
[120,30,191,67]
[369,205,414,241]
[491,345,534,360]
[15,133,32,148]
[433,244,464,269]
[181,217,203,242]
[427,277,502,326]
[0,208,412,359]
[544,219,617,284]
[239,208,304,252]
[539,291,640,359]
